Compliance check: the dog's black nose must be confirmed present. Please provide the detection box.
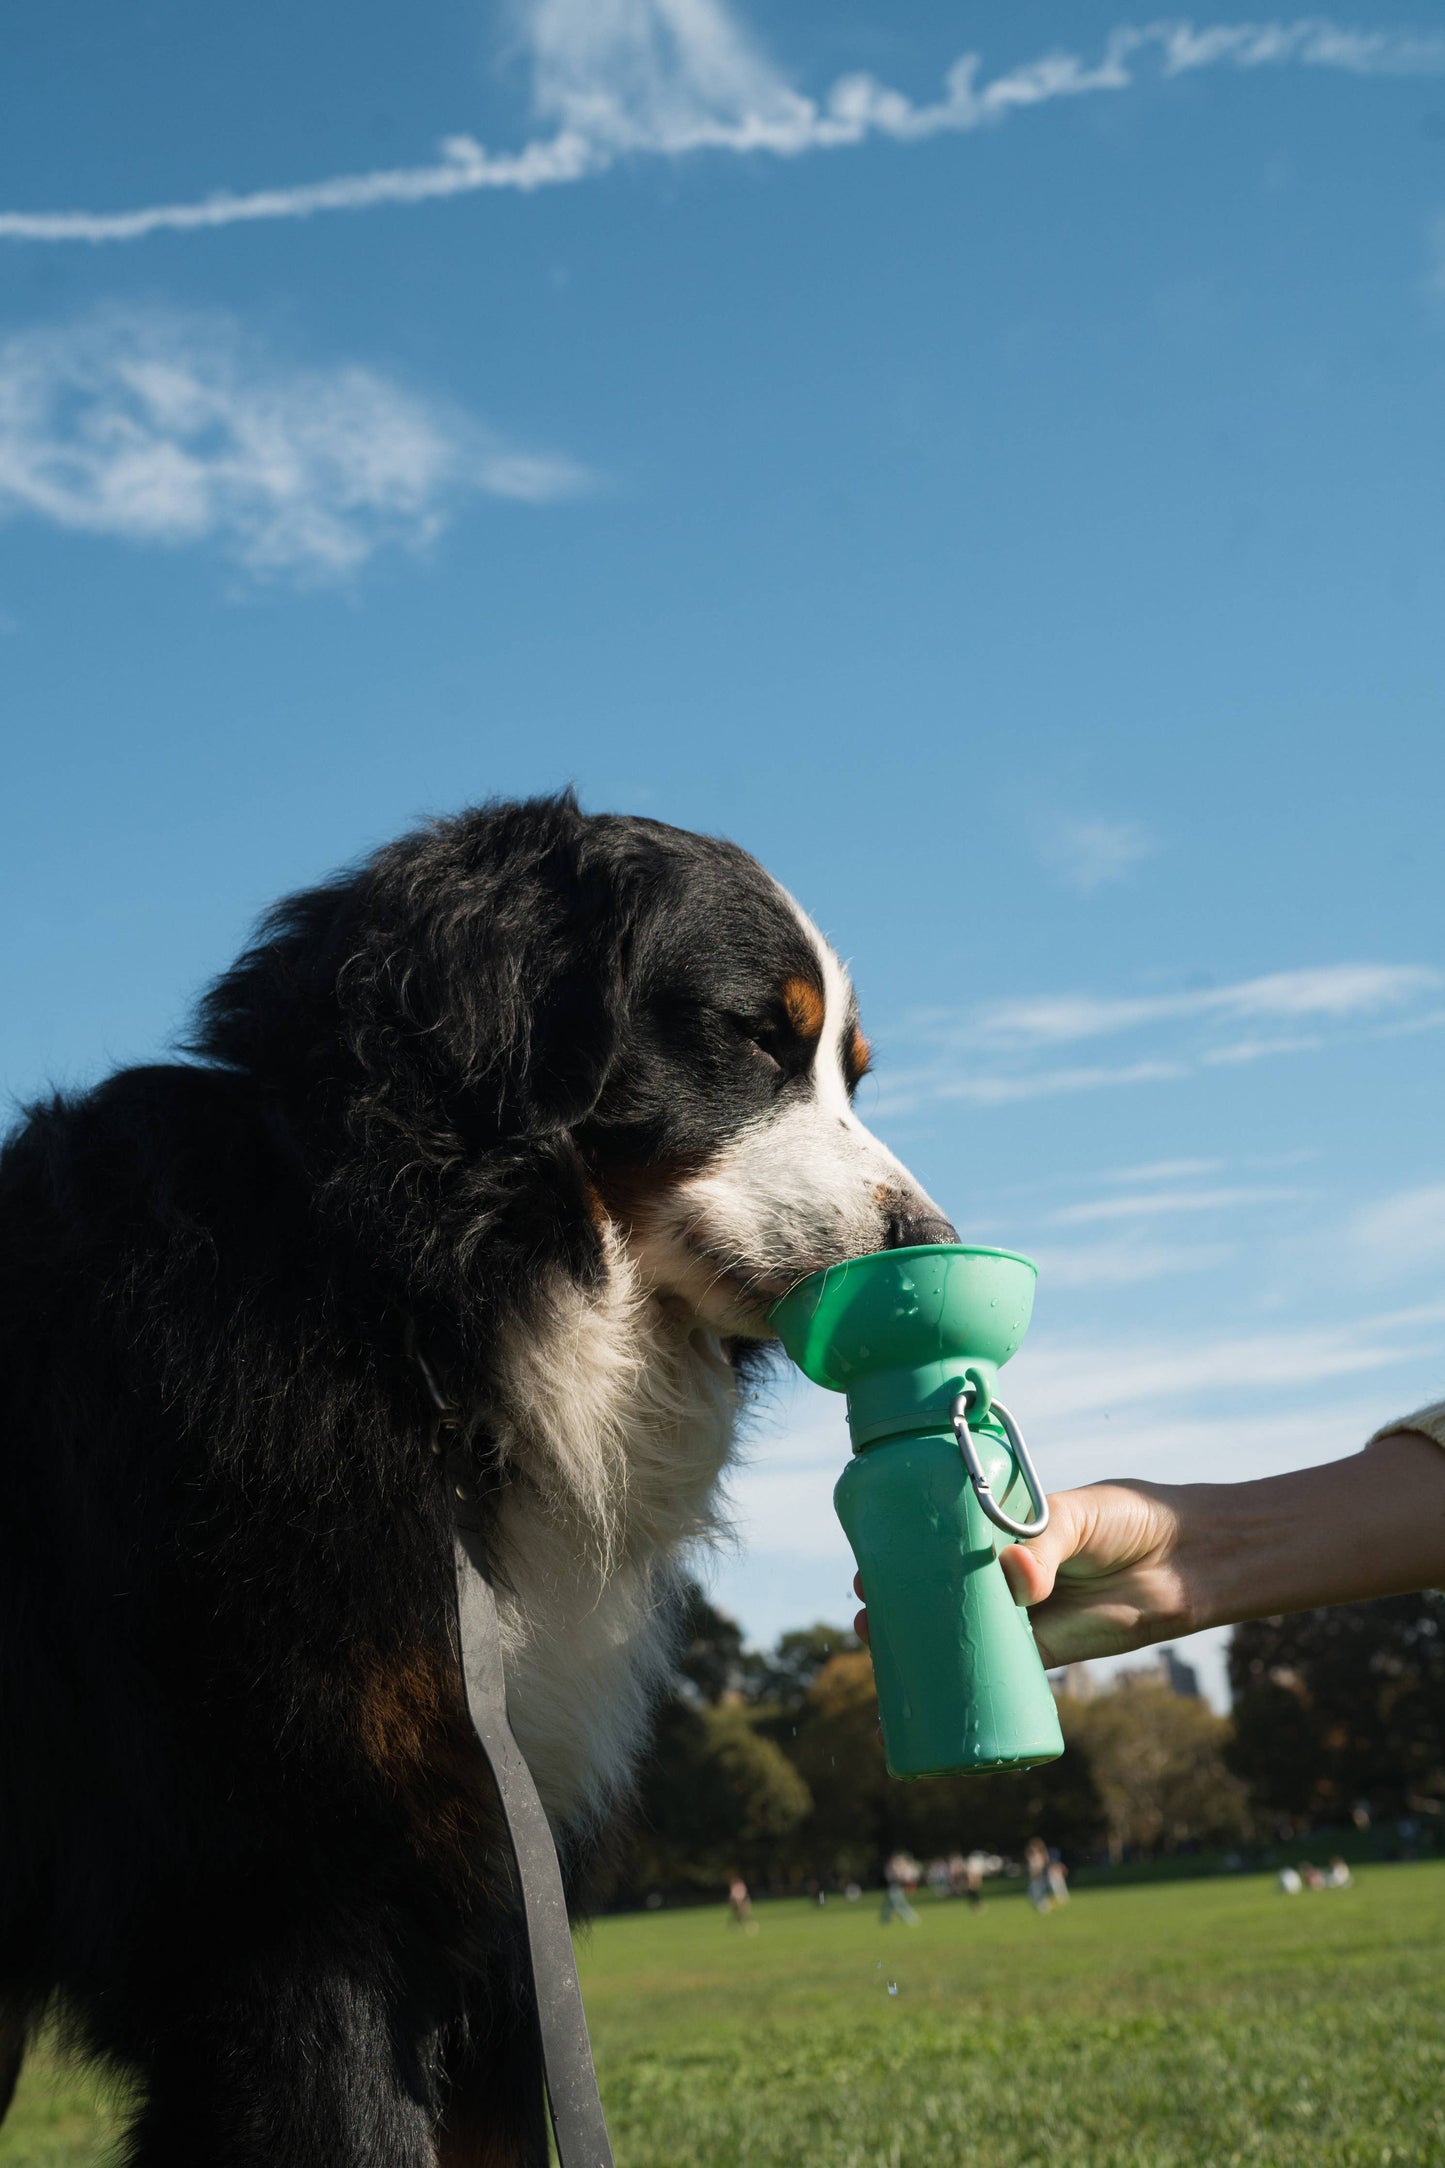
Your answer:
[882,1203,959,1250]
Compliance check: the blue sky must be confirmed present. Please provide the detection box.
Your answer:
[3,2,1444,1701]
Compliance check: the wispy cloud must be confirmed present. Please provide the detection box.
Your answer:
[1098,1157,1227,1184]
[1050,1182,1307,1226]
[874,962,1441,1116]
[1036,814,1157,896]
[875,1057,1189,1114]
[1,12,1441,246]
[973,963,1440,1052]
[1014,1303,1445,1429]
[0,309,592,580]
[1028,1237,1235,1290]
[1352,1181,1445,1275]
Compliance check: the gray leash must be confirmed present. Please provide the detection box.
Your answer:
[419,1350,615,2168]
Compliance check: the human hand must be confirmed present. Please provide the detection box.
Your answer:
[853,1479,1193,1669]
[852,1431,1445,1669]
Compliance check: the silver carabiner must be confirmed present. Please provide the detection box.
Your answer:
[950,1386,1051,1540]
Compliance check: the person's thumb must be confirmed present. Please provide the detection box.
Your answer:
[998,1505,1071,1608]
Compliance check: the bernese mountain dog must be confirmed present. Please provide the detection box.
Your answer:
[0,792,954,2166]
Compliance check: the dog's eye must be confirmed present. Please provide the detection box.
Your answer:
[728,1013,788,1076]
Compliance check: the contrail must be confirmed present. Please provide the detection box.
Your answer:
[1,17,1440,248]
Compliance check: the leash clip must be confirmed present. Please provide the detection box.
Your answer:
[950,1383,1051,1540]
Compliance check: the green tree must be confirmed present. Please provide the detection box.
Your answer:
[624,1699,811,1895]
[1062,1684,1248,1856]
[672,1580,747,1704]
[1228,1593,1445,1824]
[745,1623,861,1719]
[789,1652,1106,1875]
[788,1650,890,1881]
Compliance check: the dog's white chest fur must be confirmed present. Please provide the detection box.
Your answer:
[488,1236,739,1831]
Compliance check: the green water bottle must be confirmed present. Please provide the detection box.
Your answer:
[769,1244,1063,1780]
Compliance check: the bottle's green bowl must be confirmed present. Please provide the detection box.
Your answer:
[769,1243,1037,1387]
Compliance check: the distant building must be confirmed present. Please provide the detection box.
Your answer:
[1049,1648,1200,1701]
[1115,1646,1201,1699]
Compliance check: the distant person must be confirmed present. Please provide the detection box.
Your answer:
[1325,1857,1354,1888]
[1046,1849,1070,1906]
[880,1852,921,1926]
[1025,1837,1054,1913]
[1277,1866,1303,1895]
[856,1406,1445,1667]
[727,1875,757,1933]
[963,1853,988,1910]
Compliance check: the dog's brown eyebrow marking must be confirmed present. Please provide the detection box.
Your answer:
[845,1024,872,1085]
[780,975,827,1040]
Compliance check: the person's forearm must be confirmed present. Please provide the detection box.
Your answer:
[1173,1428,1445,1633]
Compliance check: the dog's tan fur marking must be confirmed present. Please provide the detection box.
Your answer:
[846,1025,872,1085]
[354,1643,454,1781]
[351,1644,493,1878]
[780,975,826,1040]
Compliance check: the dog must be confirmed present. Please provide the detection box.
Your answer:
[0,792,954,2165]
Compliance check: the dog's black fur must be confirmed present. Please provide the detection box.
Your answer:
[0,793,901,2165]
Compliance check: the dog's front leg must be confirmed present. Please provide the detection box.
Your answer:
[119,1944,440,2168]
[434,1982,549,2168]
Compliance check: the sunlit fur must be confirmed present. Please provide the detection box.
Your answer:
[624,902,951,1334]
[0,793,950,2168]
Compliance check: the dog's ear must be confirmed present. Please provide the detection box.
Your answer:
[480,839,627,1141]
[193,795,631,1150]
[361,798,630,1149]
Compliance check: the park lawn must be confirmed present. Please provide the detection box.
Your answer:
[3,1864,1442,2167]
[575,1864,1445,2168]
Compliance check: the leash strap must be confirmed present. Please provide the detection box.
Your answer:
[445,1444,616,2168]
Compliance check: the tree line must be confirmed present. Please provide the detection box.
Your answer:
[596,1585,1445,1905]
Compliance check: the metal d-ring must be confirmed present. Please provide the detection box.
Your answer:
[950,1385,1051,1541]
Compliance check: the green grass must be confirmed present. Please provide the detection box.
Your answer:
[5,1865,1443,2166]
[0,2048,127,2168]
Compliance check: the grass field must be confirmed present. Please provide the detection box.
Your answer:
[4,1863,1443,2166]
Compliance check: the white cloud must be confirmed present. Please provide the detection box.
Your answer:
[523,0,812,151]
[1014,1304,1445,1423]
[0,310,592,579]
[1,14,1441,246]
[973,963,1440,1053]
[875,963,1440,1115]
[1352,1181,1445,1275]
[1050,1182,1306,1226]
[1028,1237,1235,1290]
[1036,814,1157,896]
[1098,1157,1226,1184]
[873,1057,1188,1117]
[1201,1033,1325,1064]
